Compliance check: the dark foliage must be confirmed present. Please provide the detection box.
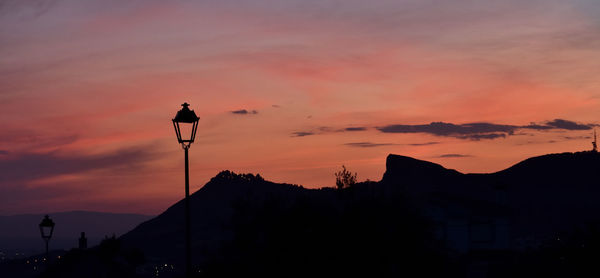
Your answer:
[40,236,145,278]
[334,165,357,189]
[199,179,453,278]
[499,223,600,278]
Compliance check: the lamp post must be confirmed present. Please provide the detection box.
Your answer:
[39,215,55,259]
[172,102,200,278]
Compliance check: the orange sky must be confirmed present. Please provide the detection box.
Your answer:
[1,0,599,215]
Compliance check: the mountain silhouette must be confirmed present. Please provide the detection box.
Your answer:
[383,152,600,247]
[117,151,600,277]
[120,172,311,263]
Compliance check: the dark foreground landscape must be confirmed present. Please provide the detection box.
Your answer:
[3,151,600,277]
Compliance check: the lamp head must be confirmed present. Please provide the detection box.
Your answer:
[172,102,200,148]
[39,215,55,239]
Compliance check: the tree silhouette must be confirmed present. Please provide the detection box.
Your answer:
[335,165,357,190]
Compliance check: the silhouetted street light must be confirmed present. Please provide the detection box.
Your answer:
[39,215,55,258]
[172,102,199,278]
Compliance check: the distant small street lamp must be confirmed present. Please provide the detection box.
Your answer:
[39,215,55,258]
[172,102,200,278]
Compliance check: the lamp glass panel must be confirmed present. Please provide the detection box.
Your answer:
[178,122,196,142]
[41,226,53,237]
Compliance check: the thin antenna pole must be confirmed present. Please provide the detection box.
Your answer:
[593,129,598,152]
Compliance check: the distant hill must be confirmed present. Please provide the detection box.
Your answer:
[0,211,152,255]
[117,151,600,276]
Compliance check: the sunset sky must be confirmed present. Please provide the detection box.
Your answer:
[1,0,599,215]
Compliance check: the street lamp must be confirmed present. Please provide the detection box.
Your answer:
[39,215,55,258]
[172,102,199,278]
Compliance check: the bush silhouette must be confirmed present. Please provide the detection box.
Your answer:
[335,165,357,190]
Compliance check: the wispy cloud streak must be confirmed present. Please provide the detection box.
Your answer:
[344,142,396,148]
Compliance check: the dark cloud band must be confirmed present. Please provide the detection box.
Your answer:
[377,119,593,140]
[344,142,396,148]
[437,154,472,158]
[231,109,258,115]
[291,131,314,137]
